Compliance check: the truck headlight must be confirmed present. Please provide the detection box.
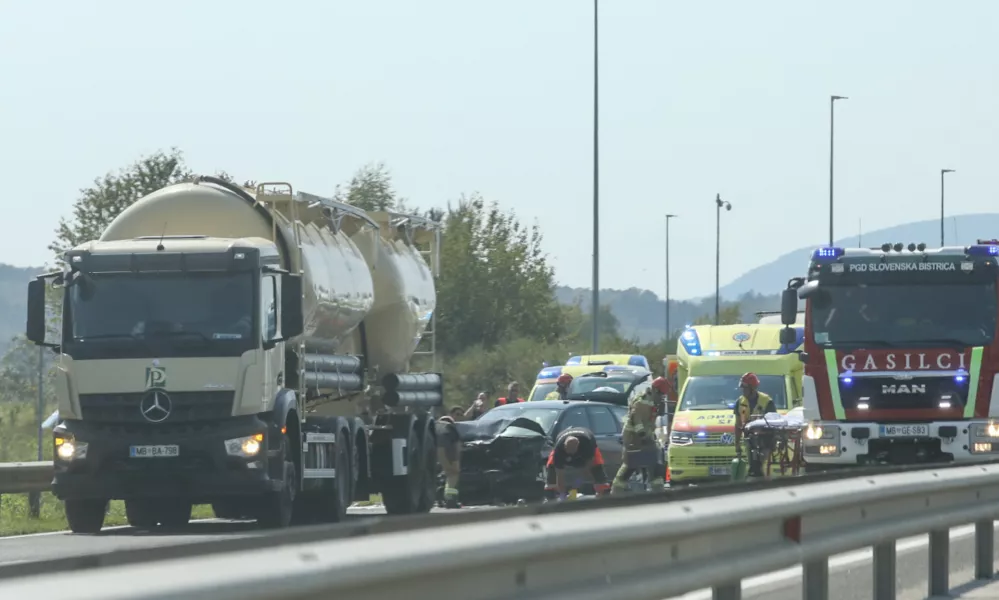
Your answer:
[225,433,264,457]
[670,431,693,446]
[55,435,88,461]
[805,423,838,441]
[971,422,999,439]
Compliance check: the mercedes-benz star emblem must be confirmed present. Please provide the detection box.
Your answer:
[140,390,172,423]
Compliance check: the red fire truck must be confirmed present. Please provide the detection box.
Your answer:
[778,241,999,467]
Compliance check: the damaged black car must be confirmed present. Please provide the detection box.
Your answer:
[444,400,629,505]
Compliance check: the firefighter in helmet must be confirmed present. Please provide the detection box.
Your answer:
[545,373,573,400]
[733,372,776,477]
[611,384,665,493]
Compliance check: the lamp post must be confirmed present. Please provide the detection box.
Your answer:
[829,95,848,246]
[941,169,955,246]
[590,0,600,353]
[715,194,731,325]
[665,214,678,339]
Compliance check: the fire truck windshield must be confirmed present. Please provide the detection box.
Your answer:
[809,282,998,347]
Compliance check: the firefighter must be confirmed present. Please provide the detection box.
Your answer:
[494,382,525,407]
[545,373,573,399]
[544,427,611,499]
[733,372,776,477]
[612,385,665,494]
[435,415,462,508]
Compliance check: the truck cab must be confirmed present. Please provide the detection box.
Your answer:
[779,242,999,467]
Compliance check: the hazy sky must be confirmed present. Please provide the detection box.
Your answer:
[2,0,997,300]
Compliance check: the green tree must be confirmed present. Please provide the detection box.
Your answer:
[47,149,193,264]
[435,194,564,355]
[335,162,399,212]
[694,302,743,326]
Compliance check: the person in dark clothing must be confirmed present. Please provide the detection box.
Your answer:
[544,427,611,499]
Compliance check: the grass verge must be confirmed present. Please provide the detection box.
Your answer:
[0,492,215,536]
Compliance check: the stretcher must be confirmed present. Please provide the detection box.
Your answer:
[743,411,807,478]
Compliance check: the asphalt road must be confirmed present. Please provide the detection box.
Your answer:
[671,521,999,600]
[0,503,496,567]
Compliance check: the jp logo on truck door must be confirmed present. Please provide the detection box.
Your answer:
[145,366,167,389]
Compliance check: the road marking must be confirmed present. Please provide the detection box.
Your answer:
[671,522,994,600]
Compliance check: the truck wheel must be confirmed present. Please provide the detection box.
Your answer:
[257,434,296,528]
[382,421,422,515]
[125,500,159,529]
[65,498,107,534]
[417,419,437,513]
[312,428,352,523]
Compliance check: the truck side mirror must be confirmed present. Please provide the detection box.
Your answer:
[26,278,57,347]
[280,273,304,340]
[779,326,797,346]
[780,288,798,325]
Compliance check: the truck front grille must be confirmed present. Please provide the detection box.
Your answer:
[79,391,234,424]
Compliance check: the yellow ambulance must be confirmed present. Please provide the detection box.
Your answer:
[667,323,805,483]
[528,354,649,401]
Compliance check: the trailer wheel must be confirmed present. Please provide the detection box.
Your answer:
[382,420,422,515]
[417,419,437,513]
[65,498,107,534]
[257,434,296,528]
[312,428,352,523]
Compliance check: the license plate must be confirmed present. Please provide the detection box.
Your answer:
[129,445,179,458]
[709,466,731,476]
[879,424,930,438]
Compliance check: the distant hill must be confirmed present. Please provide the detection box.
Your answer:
[0,263,44,352]
[719,213,999,299]
[555,286,780,344]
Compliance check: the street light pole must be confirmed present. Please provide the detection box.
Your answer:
[941,169,955,246]
[590,0,600,353]
[829,95,848,246]
[665,214,678,340]
[715,194,731,325]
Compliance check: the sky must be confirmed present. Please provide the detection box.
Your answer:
[2,0,998,300]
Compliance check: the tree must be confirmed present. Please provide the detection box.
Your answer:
[48,149,193,264]
[694,303,743,326]
[335,162,399,212]
[435,194,565,355]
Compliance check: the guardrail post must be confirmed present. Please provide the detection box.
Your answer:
[975,519,994,580]
[873,541,896,599]
[928,528,949,595]
[803,558,829,600]
[712,582,740,600]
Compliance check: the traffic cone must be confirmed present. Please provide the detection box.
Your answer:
[665,466,671,483]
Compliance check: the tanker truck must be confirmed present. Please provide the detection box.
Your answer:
[25,176,444,533]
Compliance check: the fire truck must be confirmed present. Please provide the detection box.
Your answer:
[778,241,999,467]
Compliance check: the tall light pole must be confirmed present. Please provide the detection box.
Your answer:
[715,194,731,325]
[665,214,678,340]
[829,95,848,246]
[941,169,955,246]
[590,0,600,353]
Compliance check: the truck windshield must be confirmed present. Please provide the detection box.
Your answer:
[809,282,998,347]
[679,375,788,411]
[66,272,255,358]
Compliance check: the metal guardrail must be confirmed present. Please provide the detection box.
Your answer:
[3,462,999,599]
[0,461,53,494]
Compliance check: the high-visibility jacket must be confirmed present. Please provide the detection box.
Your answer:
[495,397,524,406]
[544,389,568,400]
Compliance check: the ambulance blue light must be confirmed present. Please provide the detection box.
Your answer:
[566,356,581,365]
[697,431,706,438]
[537,366,563,380]
[813,247,844,260]
[967,245,999,257]
[628,355,648,368]
[680,328,702,356]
